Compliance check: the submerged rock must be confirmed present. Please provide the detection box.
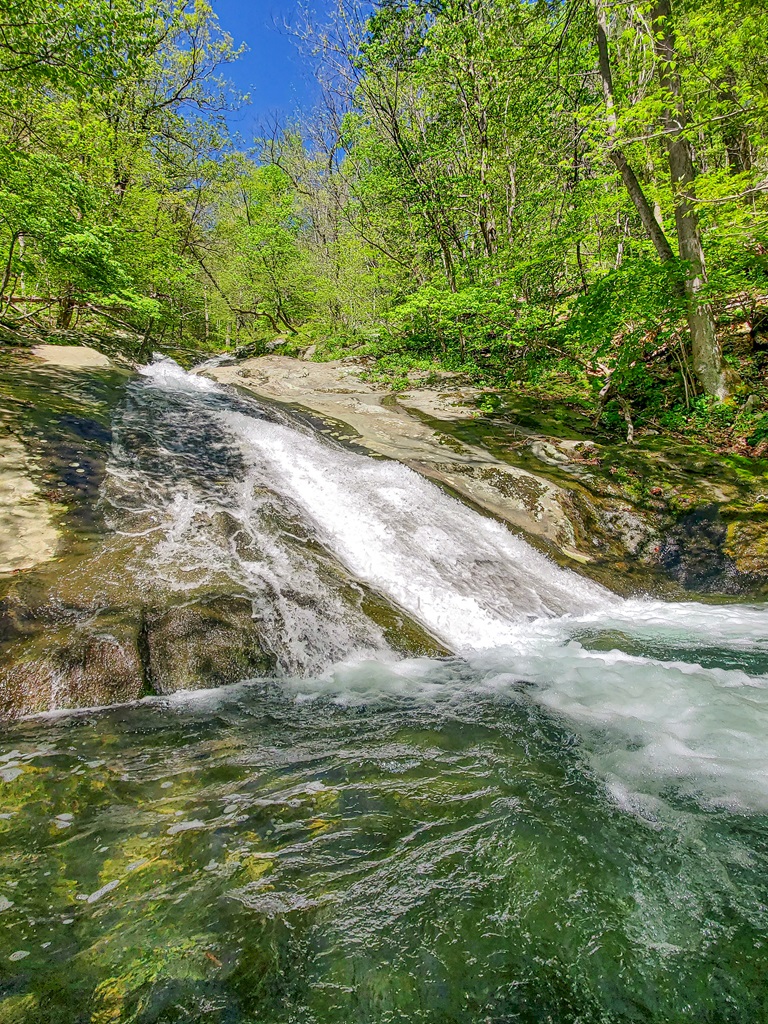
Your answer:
[0,593,278,718]
[0,602,145,718]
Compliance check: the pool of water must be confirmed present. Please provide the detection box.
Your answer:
[1,662,767,1024]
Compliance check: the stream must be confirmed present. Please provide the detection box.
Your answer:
[1,358,767,1022]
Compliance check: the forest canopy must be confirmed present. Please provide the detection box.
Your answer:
[1,0,767,439]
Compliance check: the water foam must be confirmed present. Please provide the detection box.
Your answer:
[105,358,392,674]
[138,355,218,392]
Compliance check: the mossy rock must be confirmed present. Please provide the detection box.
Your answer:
[0,607,145,718]
[657,504,768,594]
[143,596,277,695]
[725,519,768,576]
[0,594,280,717]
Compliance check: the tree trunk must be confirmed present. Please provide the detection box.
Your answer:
[651,0,729,399]
[57,287,76,329]
[594,0,676,265]
[0,232,19,303]
[719,73,752,174]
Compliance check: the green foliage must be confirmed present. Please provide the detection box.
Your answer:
[561,257,686,410]
[747,414,768,447]
[0,0,767,446]
[0,0,241,346]
[382,283,553,365]
[270,0,765,445]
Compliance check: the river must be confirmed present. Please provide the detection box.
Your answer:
[0,358,766,1022]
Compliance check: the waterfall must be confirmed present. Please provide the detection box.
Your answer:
[102,357,768,810]
[133,358,610,647]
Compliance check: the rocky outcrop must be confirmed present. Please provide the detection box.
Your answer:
[210,355,768,597]
[1,348,452,721]
[2,345,766,720]
[0,588,277,719]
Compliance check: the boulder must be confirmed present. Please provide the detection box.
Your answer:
[143,596,276,695]
[0,590,277,718]
[0,609,145,718]
[725,517,768,577]
[657,504,744,592]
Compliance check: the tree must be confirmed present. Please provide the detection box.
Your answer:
[0,0,241,343]
[592,0,729,398]
[650,0,729,399]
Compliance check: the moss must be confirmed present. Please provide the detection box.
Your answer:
[143,597,277,694]
[0,996,40,1024]
[725,519,768,575]
[361,591,448,658]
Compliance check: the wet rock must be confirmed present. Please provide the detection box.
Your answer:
[0,609,145,718]
[360,591,448,658]
[725,517,768,576]
[213,355,768,598]
[657,505,741,592]
[0,437,60,573]
[0,594,279,718]
[143,596,276,695]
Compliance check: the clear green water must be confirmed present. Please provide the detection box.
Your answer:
[1,676,766,1024]
[2,359,767,1022]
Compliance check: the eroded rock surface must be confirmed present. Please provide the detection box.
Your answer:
[2,345,766,720]
[0,356,446,718]
[210,357,611,571]
[143,596,276,695]
[211,355,768,596]
[0,577,278,719]
[30,344,112,369]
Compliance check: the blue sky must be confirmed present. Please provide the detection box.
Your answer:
[212,1,330,137]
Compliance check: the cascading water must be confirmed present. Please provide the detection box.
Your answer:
[109,359,768,811]
[118,358,611,643]
[102,360,394,674]
[1,356,767,1024]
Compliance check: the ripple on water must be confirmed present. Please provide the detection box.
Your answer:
[0,677,766,1023]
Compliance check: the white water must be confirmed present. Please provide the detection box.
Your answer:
[125,359,768,810]
[222,406,611,647]
[105,360,391,674]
